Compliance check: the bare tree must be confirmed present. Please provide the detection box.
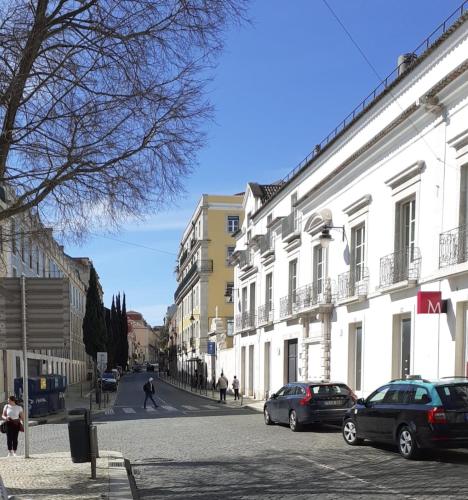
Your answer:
[0,0,247,237]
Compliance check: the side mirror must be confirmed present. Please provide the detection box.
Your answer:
[270,393,277,399]
[356,397,366,406]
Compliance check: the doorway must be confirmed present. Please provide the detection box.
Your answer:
[287,339,298,383]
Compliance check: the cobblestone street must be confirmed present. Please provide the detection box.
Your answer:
[9,373,468,499]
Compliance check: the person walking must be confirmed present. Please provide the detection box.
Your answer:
[143,377,158,409]
[2,396,23,457]
[217,372,228,403]
[232,376,240,400]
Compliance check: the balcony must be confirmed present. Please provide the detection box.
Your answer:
[259,230,274,258]
[282,212,301,243]
[257,304,274,326]
[239,250,253,271]
[235,311,256,331]
[379,247,421,289]
[179,248,189,266]
[279,281,333,319]
[174,259,213,300]
[337,267,369,303]
[439,225,468,268]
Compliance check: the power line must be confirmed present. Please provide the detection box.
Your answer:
[87,232,178,257]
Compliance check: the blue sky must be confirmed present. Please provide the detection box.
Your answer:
[65,0,465,325]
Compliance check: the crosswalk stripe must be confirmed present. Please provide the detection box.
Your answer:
[181,405,198,411]
[105,408,114,415]
[162,405,178,412]
[202,405,220,410]
[145,407,156,412]
[122,407,136,414]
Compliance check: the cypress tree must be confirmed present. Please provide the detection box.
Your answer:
[121,293,129,369]
[82,265,107,360]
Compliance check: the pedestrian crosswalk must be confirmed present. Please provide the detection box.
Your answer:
[102,403,238,417]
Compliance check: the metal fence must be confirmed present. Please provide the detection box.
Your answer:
[259,230,274,255]
[279,281,333,318]
[337,267,369,301]
[239,250,253,270]
[257,304,274,326]
[379,247,421,288]
[235,311,256,331]
[439,224,468,268]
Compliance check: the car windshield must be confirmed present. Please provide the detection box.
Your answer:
[309,384,350,396]
[436,384,468,409]
[103,372,115,378]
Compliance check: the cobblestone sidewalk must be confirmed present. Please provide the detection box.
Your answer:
[0,450,130,500]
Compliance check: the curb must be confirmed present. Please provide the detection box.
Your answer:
[159,377,264,413]
[107,452,135,500]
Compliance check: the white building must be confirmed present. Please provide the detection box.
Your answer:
[233,9,468,400]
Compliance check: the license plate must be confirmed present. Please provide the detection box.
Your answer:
[323,400,341,406]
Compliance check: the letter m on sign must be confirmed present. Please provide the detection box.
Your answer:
[417,291,446,314]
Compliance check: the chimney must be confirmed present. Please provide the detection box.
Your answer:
[397,53,417,76]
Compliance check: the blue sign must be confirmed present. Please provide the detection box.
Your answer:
[207,341,216,355]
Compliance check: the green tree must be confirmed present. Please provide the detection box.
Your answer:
[82,265,107,360]
[121,294,129,369]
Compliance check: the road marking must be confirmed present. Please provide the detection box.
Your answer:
[300,456,418,500]
[161,405,178,412]
[181,405,198,411]
[202,405,220,410]
[122,407,136,414]
[145,407,156,412]
[105,408,114,415]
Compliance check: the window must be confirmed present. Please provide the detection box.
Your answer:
[313,246,325,294]
[368,385,389,403]
[241,287,248,313]
[20,230,25,262]
[11,221,16,254]
[396,196,416,259]
[227,215,239,233]
[407,386,431,404]
[225,282,234,303]
[267,213,273,226]
[351,224,365,282]
[12,266,17,277]
[383,384,408,404]
[246,230,251,243]
[226,246,235,265]
[288,259,297,301]
[265,273,273,315]
[291,193,298,230]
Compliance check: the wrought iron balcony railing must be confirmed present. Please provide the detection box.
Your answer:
[282,212,301,240]
[235,311,256,331]
[337,267,369,301]
[439,224,468,268]
[174,259,213,300]
[379,247,421,288]
[259,230,274,256]
[239,250,253,270]
[279,281,333,318]
[257,304,274,326]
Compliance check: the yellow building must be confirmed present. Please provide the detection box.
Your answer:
[174,194,243,381]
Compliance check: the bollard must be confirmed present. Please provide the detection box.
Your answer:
[89,424,98,479]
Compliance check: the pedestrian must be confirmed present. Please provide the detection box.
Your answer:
[232,376,240,400]
[217,372,228,403]
[143,377,158,409]
[1,396,24,457]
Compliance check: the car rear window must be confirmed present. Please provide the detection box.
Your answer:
[436,384,468,409]
[309,384,351,395]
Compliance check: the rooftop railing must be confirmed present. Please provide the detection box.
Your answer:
[379,247,421,288]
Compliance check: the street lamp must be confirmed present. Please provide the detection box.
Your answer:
[319,224,346,248]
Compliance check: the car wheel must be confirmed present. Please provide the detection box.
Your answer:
[289,410,302,432]
[398,426,420,460]
[342,419,363,446]
[264,407,273,425]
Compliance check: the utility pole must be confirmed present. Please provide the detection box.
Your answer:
[21,276,30,458]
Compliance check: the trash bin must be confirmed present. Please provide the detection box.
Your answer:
[68,408,91,463]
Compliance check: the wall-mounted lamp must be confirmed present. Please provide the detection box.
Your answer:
[319,224,346,249]
[190,313,195,322]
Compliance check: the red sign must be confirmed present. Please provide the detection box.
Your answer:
[417,291,446,314]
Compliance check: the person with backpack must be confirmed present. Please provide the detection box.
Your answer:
[143,377,158,409]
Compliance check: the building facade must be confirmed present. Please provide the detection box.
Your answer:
[127,311,158,364]
[0,210,96,400]
[174,194,243,385]
[233,10,468,399]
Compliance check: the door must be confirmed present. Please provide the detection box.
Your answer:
[287,339,298,383]
[241,347,246,395]
[278,385,296,423]
[376,384,410,442]
[357,385,390,438]
[248,344,254,397]
[269,386,287,421]
[401,318,411,378]
[264,342,271,398]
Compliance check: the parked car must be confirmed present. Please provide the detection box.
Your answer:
[146,363,154,372]
[342,377,468,459]
[132,364,143,373]
[99,371,118,391]
[264,381,356,431]
[111,368,120,381]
